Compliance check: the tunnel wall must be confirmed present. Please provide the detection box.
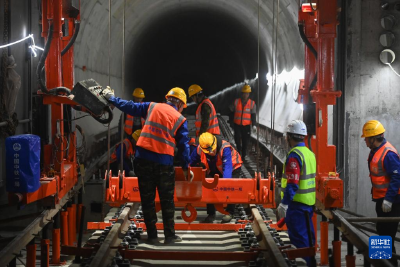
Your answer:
[345,0,400,216]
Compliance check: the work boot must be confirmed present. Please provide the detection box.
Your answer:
[147,237,160,245]
[164,235,182,244]
[203,214,216,223]
[221,214,233,223]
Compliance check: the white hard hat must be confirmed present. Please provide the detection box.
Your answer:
[286,120,307,136]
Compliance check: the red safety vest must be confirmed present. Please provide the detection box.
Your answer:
[195,98,220,137]
[369,141,400,199]
[124,114,145,135]
[137,102,186,156]
[110,139,134,163]
[196,140,242,176]
[233,98,255,126]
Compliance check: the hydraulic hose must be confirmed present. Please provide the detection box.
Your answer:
[298,23,318,96]
[61,21,80,56]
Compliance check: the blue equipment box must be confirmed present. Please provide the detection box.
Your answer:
[6,134,41,193]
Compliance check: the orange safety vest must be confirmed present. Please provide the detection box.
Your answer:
[233,98,255,126]
[124,114,145,135]
[195,98,220,137]
[137,102,186,156]
[196,140,242,176]
[110,139,134,163]
[369,141,400,199]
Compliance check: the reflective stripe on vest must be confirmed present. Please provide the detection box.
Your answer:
[124,114,145,135]
[197,141,242,176]
[110,139,134,163]
[195,98,220,137]
[369,142,400,199]
[136,102,186,156]
[233,98,255,126]
[281,146,316,205]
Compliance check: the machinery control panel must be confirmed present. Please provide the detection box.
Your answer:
[71,79,109,116]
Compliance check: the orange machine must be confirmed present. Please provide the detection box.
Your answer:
[105,167,276,223]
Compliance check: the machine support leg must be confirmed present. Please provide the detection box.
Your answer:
[77,188,83,233]
[51,212,61,264]
[72,201,77,244]
[26,238,36,267]
[332,227,341,267]
[320,215,329,265]
[41,224,50,267]
[67,201,75,246]
[345,242,356,267]
[74,206,86,263]
[61,208,69,246]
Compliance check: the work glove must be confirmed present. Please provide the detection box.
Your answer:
[183,168,194,182]
[382,200,393,213]
[277,203,288,219]
[252,125,257,134]
[102,86,115,101]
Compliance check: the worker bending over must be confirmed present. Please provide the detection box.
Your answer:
[230,84,257,161]
[103,87,193,245]
[278,120,316,266]
[120,88,145,139]
[190,132,242,223]
[110,129,141,176]
[362,120,400,267]
[188,84,220,137]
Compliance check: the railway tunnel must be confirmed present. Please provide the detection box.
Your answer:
[2,0,400,266]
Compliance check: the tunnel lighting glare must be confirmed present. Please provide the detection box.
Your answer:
[0,34,43,57]
[300,104,304,111]
[255,73,258,79]
[29,46,37,57]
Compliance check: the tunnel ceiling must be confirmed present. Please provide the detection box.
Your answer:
[76,0,304,115]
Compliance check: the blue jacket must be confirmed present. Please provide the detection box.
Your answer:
[368,139,400,203]
[108,96,191,168]
[189,143,233,178]
[282,143,305,206]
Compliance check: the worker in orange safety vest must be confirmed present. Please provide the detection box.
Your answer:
[110,129,141,176]
[188,84,220,137]
[190,132,243,223]
[362,120,400,267]
[230,84,257,161]
[120,88,145,139]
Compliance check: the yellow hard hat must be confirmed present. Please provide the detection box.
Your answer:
[199,132,217,154]
[241,84,251,93]
[132,88,145,98]
[165,87,187,108]
[361,120,385,138]
[188,84,203,98]
[131,129,142,142]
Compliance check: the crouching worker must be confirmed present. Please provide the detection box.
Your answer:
[190,132,243,223]
[110,129,141,176]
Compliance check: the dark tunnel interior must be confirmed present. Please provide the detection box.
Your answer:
[126,6,269,115]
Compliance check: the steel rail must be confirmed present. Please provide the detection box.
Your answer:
[250,204,288,266]
[89,203,139,267]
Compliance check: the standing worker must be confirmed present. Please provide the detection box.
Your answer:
[362,120,400,267]
[102,86,193,244]
[278,120,316,266]
[230,84,257,161]
[110,129,141,176]
[188,84,220,137]
[121,88,145,138]
[190,132,243,223]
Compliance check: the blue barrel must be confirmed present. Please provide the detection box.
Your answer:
[6,134,41,193]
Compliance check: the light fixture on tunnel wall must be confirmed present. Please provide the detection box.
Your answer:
[379,32,395,47]
[381,15,396,30]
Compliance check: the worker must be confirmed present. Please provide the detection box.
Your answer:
[110,129,141,176]
[121,88,145,138]
[188,84,220,137]
[230,84,257,161]
[190,132,243,223]
[278,120,316,266]
[362,120,400,267]
[189,137,197,154]
[102,86,193,245]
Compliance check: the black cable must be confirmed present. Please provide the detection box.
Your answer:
[36,22,53,93]
[61,21,80,56]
